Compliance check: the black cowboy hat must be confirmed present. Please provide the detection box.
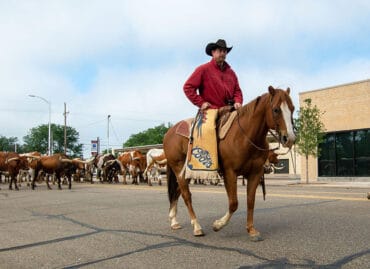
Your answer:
[205,39,232,56]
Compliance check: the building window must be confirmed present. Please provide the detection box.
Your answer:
[318,134,335,176]
[355,130,370,176]
[274,159,289,174]
[318,129,370,177]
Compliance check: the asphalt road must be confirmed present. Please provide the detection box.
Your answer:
[0,181,369,269]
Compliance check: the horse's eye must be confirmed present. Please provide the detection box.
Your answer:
[273,108,280,114]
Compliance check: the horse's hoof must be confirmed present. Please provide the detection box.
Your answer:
[212,220,224,232]
[213,226,221,232]
[249,233,264,242]
[171,223,182,230]
[194,229,205,236]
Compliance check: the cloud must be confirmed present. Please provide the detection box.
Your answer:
[0,1,369,157]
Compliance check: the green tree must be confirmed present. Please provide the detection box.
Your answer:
[294,98,325,183]
[0,135,19,152]
[123,123,171,147]
[23,124,83,157]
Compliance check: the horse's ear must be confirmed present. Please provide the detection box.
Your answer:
[268,85,275,95]
[286,87,290,95]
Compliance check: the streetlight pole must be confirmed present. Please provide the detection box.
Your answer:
[29,94,52,156]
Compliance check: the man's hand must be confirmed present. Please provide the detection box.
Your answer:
[201,102,211,111]
[234,102,242,109]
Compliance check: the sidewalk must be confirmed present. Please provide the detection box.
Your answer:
[265,179,370,189]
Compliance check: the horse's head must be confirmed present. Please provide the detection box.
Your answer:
[266,86,296,148]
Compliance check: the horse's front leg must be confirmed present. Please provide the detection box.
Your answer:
[246,173,263,241]
[213,172,238,231]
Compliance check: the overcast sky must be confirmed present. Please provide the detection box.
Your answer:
[1,0,370,157]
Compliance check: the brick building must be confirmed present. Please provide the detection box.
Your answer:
[299,79,370,182]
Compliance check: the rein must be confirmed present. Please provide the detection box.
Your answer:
[236,95,283,152]
[236,111,275,151]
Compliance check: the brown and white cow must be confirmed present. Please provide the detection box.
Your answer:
[71,158,95,183]
[117,151,146,185]
[93,154,122,183]
[143,148,167,186]
[0,151,29,190]
[23,153,77,190]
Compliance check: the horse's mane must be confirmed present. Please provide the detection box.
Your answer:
[239,92,269,119]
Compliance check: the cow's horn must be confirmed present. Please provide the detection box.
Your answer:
[105,159,116,165]
[61,158,73,163]
[21,154,41,160]
[6,157,19,163]
[72,158,91,164]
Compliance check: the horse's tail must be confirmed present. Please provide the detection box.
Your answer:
[167,166,178,204]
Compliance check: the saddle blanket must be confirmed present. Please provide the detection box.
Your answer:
[185,109,219,180]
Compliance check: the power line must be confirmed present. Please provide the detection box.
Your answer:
[109,119,122,145]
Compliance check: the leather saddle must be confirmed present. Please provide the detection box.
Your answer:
[175,106,237,140]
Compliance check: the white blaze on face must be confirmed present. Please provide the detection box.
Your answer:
[281,102,296,142]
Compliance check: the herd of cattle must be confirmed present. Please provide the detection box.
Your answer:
[0,148,282,191]
[0,148,167,190]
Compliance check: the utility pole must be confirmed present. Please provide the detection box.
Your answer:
[63,102,69,154]
[107,115,111,153]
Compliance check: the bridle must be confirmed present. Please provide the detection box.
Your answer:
[236,93,291,152]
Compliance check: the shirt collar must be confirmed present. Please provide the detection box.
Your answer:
[210,58,230,71]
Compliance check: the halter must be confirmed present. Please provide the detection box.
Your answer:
[236,93,286,152]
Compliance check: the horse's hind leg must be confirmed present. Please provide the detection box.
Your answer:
[178,178,204,236]
[167,167,204,236]
[167,167,181,230]
[169,197,181,229]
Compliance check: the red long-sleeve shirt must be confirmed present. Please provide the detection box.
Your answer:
[183,58,243,109]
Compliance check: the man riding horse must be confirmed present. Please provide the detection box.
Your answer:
[164,39,296,241]
[183,39,243,180]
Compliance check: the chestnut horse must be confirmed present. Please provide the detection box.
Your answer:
[163,86,296,240]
